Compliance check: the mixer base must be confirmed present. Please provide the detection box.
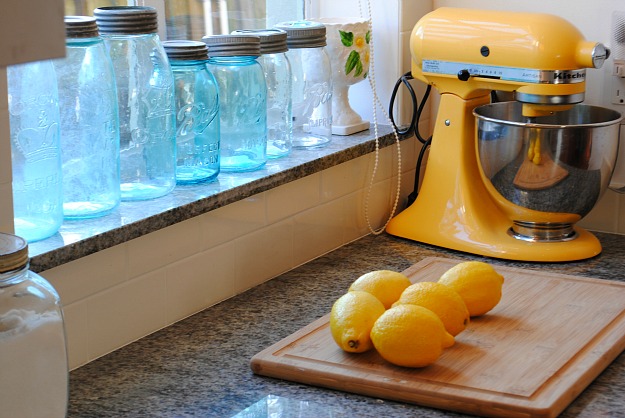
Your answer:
[386,206,602,262]
[385,93,602,262]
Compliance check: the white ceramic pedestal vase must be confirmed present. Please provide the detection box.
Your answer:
[314,17,370,135]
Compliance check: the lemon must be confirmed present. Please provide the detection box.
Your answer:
[349,270,412,309]
[329,291,386,353]
[438,261,504,317]
[371,304,455,368]
[394,281,470,336]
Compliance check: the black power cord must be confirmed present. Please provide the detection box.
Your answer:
[388,71,433,206]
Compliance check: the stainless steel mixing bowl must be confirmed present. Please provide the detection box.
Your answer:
[474,102,622,241]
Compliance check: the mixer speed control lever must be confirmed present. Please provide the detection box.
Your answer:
[457,69,471,81]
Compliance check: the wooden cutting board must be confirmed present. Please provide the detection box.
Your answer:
[251,257,625,418]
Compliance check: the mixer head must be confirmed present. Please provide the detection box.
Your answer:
[410,8,609,116]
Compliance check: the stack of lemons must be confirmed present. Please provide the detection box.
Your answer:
[329,261,504,368]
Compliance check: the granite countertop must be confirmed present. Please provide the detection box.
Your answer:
[68,231,625,417]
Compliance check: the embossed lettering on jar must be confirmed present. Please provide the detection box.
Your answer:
[203,34,267,172]
[54,16,121,219]
[275,20,332,149]
[95,6,176,201]
[8,60,63,242]
[232,29,293,159]
[164,40,220,184]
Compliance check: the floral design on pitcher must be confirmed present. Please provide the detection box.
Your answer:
[339,29,371,79]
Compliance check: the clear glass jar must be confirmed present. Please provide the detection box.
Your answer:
[203,34,267,172]
[0,233,68,418]
[275,21,332,149]
[233,29,292,159]
[94,6,176,201]
[54,16,121,219]
[7,60,63,242]
[163,40,220,184]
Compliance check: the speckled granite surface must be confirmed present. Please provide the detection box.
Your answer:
[68,232,625,418]
[27,127,395,272]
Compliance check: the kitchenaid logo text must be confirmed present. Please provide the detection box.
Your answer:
[552,70,585,82]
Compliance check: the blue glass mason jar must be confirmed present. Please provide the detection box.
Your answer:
[163,40,220,184]
[94,6,176,201]
[202,34,267,172]
[233,29,293,159]
[275,21,332,149]
[54,16,120,219]
[7,60,63,242]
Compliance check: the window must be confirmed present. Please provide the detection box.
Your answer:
[64,0,302,39]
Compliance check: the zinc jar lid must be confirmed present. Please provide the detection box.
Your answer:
[0,233,29,273]
[274,21,326,48]
[94,6,158,35]
[163,40,209,61]
[202,34,261,58]
[65,16,100,38]
[231,29,288,54]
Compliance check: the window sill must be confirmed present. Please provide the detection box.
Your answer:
[29,126,397,272]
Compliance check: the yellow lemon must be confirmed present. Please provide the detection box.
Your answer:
[329,291,386,353]
[371,304,455,368]
[438,261,504,317]
[394,281,470,336]
[349,270,412,309]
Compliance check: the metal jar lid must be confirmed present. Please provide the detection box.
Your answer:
[274,21,326,48]
[163,40,209,61]
[65,16,100,38]
[0,233,29,274]
[231,29,288,54]
[202,34,261,58]
[94,6,158,35]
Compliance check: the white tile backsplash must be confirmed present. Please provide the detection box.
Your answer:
[200,195,267,248]
[235,219,294,292]
[127,216,203,278]
[320,157,367,201]
[43,138,419,370]
[61,301,90,370]
[266,173,321,223]
[42,244,128,305]
[85,269,168,361]
[292,198,349,267]
[165,242,236,324]
[579,190,621,233]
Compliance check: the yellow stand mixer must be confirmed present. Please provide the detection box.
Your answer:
[385,8,620,262]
